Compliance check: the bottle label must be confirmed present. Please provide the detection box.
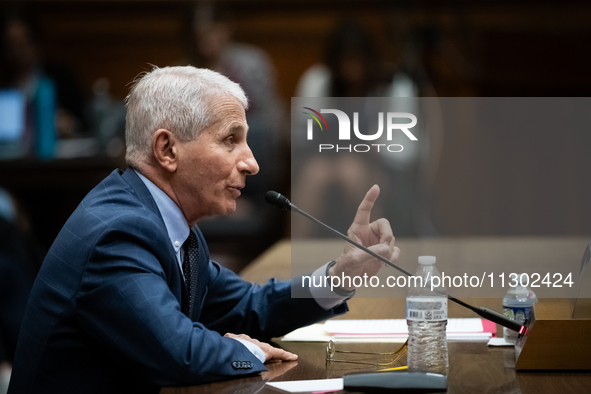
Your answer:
[503,305,533,323]
[406,297,448,321]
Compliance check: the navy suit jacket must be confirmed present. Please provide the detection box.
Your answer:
[8,168,346,394]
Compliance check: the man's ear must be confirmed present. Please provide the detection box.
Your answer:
[152,129,178,173]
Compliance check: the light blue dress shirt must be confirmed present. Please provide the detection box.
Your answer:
[135,170,266,363]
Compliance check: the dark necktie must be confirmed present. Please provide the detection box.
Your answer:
[182,230,199,317]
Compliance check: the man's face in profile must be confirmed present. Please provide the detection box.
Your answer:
[172,95,259,224]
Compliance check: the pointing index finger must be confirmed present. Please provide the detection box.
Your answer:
[352,185,380,226]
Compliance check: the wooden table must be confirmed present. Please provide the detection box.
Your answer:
[162,237,591,393]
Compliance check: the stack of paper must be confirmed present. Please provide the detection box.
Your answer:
[325,318,496,341]
[280,318,496,342]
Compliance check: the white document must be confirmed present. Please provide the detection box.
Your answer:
[324,318,492,341]
[487,337,515,346]
[325,319,407,336]
[280,323,406,343]
[281,323,331,342]
[281,319,493,343]
[266,378,343,393]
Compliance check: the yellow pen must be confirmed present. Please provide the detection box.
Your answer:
[379,366,408,371]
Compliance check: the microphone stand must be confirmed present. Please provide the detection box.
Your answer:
[266,191,525,333]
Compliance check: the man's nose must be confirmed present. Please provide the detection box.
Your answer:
[239,147,259,175]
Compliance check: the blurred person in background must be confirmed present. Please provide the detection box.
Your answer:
[0,13,87,157]
[296,20,392,98]
[293,20,442,237]
[293,20,392,237]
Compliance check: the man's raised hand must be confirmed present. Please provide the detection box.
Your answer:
[328,185,400,290]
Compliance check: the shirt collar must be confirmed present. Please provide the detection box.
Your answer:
[134,169,190,254]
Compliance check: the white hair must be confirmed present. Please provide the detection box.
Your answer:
[124,65,248,166]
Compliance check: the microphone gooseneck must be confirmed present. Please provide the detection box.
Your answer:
[265,190,525,333]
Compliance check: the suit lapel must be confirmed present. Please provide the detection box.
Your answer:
[120,167,191,315]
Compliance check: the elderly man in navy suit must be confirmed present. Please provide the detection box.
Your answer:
[8,66,399,394]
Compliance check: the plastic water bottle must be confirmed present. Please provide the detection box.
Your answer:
[406,256,448,375]
[503,275,537,344]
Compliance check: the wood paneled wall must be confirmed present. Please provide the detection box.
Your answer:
[12,1,591,100]
[3,1,591,236]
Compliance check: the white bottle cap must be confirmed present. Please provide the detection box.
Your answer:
[418,256,436,265]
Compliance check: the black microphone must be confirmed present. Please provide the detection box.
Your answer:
[265,191,524,333]
[265,191,293,210]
